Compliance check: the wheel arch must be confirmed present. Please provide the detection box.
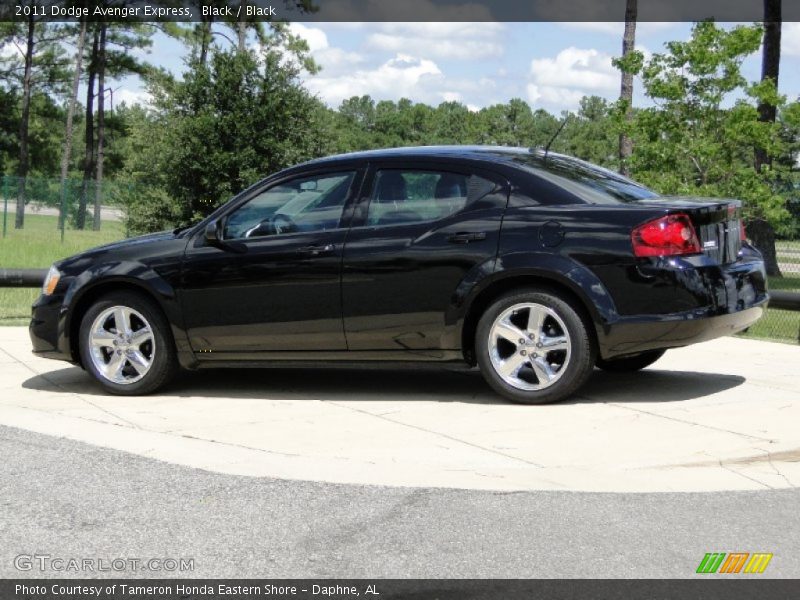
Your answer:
[64,274,179,366]
[460,271,605,365]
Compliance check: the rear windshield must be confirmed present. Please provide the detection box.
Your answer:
[513,153,658,204]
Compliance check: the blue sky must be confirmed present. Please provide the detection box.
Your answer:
[117,21,800,113]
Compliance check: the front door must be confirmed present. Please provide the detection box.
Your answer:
[342,163,508,351]
[180,169,362,354]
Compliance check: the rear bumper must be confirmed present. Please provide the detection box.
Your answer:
[597,255,769,359]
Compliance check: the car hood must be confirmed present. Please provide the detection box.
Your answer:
[87,230,178,254]
[56,230,180,269]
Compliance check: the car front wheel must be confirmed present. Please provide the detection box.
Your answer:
[475,288,595,404]
[79,291,177,395]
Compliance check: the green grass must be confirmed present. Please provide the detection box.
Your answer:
[0,214,125,325]
[735,274,800,344]
[767,273,800,291]
[737,307,800,344]
[1,216,798,344]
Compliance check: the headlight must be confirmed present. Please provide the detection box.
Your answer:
[42,265,61,295]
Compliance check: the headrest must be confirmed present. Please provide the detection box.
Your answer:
[376,172,407,202]
[435,173,467,199]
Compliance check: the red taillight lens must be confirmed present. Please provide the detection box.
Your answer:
[740,219,747,242]
[631,213,702,257]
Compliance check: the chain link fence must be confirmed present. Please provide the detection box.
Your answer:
[748,236,800,344]
[0,175,139,239]
[0,175,139,324]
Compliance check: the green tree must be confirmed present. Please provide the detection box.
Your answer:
[1,19,69,227]
[558,96,617,166]
[629,21,791,275]
[618,0,638,175]
[76,19,152,229]
[124,44,329,233]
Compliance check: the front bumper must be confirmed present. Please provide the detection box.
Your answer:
[29,293,73,363]
[597,255,769,359]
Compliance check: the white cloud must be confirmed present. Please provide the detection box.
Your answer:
[526,84,585,108]
[288,23,504,108]
[0,42,21,59]
[784,23,800,57]
[304,53,444,106]
[365,22,504,60]
[289,22,329,53]
[530,47,617,92]
[115,88,151,107]
[441,91,462,102]
[287,23,366,76]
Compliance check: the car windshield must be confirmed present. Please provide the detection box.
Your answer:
[513,152,659,204]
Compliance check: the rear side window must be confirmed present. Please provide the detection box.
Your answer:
[513,153,658,205]
[366,169,497,227]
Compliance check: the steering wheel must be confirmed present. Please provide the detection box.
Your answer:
[270,213,297,235]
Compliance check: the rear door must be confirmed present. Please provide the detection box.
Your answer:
[341,160,509,351]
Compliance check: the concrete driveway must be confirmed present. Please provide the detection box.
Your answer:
[1,327,798,493]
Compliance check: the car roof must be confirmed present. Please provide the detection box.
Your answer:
[299,145,549,168]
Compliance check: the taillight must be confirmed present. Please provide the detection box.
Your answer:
[631,213,702,257]
[740,219,747,242]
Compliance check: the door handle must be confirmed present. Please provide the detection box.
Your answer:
[447,232,487,244]
[298,243,336,256]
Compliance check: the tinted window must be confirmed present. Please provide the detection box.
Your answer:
[366,169,496,227]
[514,153,658,204]
[224,171,356,239]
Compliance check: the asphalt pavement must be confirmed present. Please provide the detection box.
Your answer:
[1,425,798,579]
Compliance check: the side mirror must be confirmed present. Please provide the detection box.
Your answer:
[204,219,247,254]
[205,220,221,243]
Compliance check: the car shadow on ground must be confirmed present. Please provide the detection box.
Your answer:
[22,365,746,405]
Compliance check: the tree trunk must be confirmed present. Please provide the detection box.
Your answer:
[237,4,247,53]
[15,15,35,230]
[618,0,637,177]
[59,19,87,232]
[199,20,212,65]
[755,0,782,173]
[78,28,98,230]
[93,23,107,231]
[746,218,782,277]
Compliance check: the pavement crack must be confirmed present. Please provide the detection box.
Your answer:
[1,347,142,430]
[323,400,545,469]
[711,454,774,490]
[607,402,775,443]
[756,447,795,487]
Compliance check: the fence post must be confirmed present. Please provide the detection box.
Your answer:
[59,177,67,242]
[2,176,7,238]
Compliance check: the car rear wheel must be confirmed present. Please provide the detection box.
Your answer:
[475,288,595,404]
[596,349,666,372]
[79,291,177,395]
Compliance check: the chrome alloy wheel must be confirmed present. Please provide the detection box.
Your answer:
[88,305,155,385]
[487,302,571,391]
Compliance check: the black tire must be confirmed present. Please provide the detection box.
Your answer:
[475,288,596,405]
[596,349,666,372]
[79,291,177,395]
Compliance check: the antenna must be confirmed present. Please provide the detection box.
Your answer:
[543,115,570,162]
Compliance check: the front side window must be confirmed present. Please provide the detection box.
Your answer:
[223,171,356,239]
[366,169,495,227]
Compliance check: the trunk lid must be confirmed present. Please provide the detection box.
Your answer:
[635,196,743,264]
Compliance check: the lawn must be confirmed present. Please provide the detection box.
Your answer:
[0,214,125,325]
[1,216,799,343]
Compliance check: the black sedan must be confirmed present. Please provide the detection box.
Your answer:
[30,146,768,404]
